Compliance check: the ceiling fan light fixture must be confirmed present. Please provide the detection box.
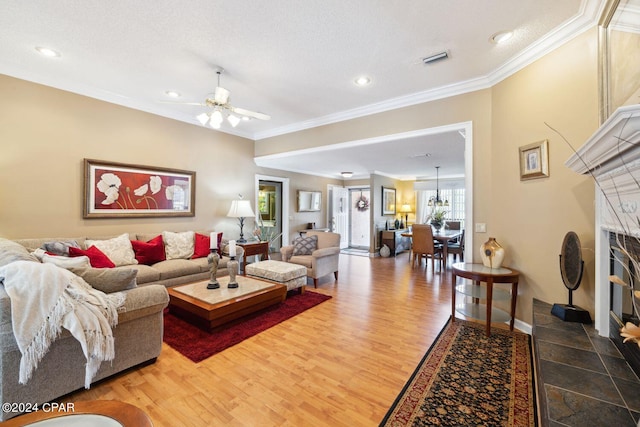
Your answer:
[196,113,209,125]
[227,114,241,127]
[210,110,223,125]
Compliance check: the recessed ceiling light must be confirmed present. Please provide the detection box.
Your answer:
[35,46,60,57]
[490,31,513,44]
[354,76,371,86]
[165,90,181,98]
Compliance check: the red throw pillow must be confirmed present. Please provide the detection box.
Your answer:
[192,232,223,259]
[69,245,116,268]
[131,235,166,265]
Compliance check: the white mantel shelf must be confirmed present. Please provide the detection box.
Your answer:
[566,104,640,175]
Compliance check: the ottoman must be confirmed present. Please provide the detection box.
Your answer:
[245,260,307,294]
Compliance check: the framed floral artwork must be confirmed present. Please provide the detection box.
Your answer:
[83,159,196,218]
[519,140,549,181]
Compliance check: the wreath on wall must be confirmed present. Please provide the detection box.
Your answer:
[356,193,369,212]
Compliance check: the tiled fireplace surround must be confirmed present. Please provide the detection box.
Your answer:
[534,105,640,426]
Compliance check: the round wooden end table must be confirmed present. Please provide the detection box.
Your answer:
[2,400,152,427]
[451,262,520,337]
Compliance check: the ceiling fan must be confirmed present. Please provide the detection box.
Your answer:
[165,68,270,129]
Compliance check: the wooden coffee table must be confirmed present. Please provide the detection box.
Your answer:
[167,275,286,331]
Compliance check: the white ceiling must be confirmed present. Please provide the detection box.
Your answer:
[0,0,603,180]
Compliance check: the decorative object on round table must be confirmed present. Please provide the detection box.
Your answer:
[431,220,442,232]
[480,237,505,269]
[380,244,391,258]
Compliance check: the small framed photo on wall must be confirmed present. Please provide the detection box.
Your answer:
[519,139,549,180]
[382,187,396,215]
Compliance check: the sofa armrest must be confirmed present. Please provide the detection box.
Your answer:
[221,244,244,259]
[281,245,294,262]
[312,246,340,258]
[116,284,169,322]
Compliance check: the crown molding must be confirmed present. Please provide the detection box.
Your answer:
[253,0,603,141]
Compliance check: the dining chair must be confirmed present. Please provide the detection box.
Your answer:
[410,224,443,271]
[445,221,461,230]
[448,229,465,262]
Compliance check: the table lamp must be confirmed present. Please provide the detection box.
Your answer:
[400,204,412,228]
[227,197,255,243]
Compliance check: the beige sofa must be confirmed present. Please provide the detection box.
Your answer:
[0,232,243,421]
[14,232,243,288]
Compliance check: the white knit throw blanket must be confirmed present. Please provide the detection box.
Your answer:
[0,261,125,388]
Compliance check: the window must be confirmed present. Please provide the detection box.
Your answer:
[417,188,465,227]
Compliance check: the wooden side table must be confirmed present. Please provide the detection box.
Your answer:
[237,241,270,274]
[451,262,520,336]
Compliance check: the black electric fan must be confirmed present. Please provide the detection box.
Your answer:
[551,231,592,323]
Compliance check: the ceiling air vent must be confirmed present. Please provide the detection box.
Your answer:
[422,50,449,65]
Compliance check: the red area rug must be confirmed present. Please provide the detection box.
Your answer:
[163,290,331,362]
[380,317,536,426]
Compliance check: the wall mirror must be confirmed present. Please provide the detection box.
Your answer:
[599,0,640,122]
[297,190,321,212]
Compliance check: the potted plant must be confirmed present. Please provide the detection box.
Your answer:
[427,208,447,232]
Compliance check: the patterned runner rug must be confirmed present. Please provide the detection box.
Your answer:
[380,317,536,426]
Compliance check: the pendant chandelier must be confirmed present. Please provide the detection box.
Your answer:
[428,166,449,207]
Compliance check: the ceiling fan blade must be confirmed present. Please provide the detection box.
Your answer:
[214,87,230,104]
[231,106,271,121]
[158,101,206,106]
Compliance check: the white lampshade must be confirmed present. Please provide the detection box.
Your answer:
[227,199,255,218]
[210,110,223,124]
[227,114,241,127]
[196,113,209,125]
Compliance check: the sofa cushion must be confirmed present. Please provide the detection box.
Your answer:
[69,267,137,293]
[191,256,211,273]
[69,245,116,268]
[192,232,223,259]
[127,264,161,284]
[292,235,318,256]
[0,238,39,267]
[163,231,195,260]
[152,259,201,280]
[85,233,137,266]
[41,240,80,256]
[42,253,91,269]
[131,235,165,265]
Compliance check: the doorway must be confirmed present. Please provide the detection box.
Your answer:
[257,179,284,253]
[349,188,370,249]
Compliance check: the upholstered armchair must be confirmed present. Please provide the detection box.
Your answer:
[280,231,340,288]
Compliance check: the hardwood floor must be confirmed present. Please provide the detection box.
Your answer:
[62,253,456,426]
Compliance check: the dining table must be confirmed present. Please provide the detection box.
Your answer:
[401,228,463,269]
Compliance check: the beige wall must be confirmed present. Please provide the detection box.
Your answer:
[0,75,257,239]
[490,28,599,321]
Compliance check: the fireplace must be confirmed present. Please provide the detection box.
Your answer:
[566,104,640,371]
[609,232,640,377]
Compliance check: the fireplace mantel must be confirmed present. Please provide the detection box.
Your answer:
[566,104,640,175]
[565,104,640,336]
